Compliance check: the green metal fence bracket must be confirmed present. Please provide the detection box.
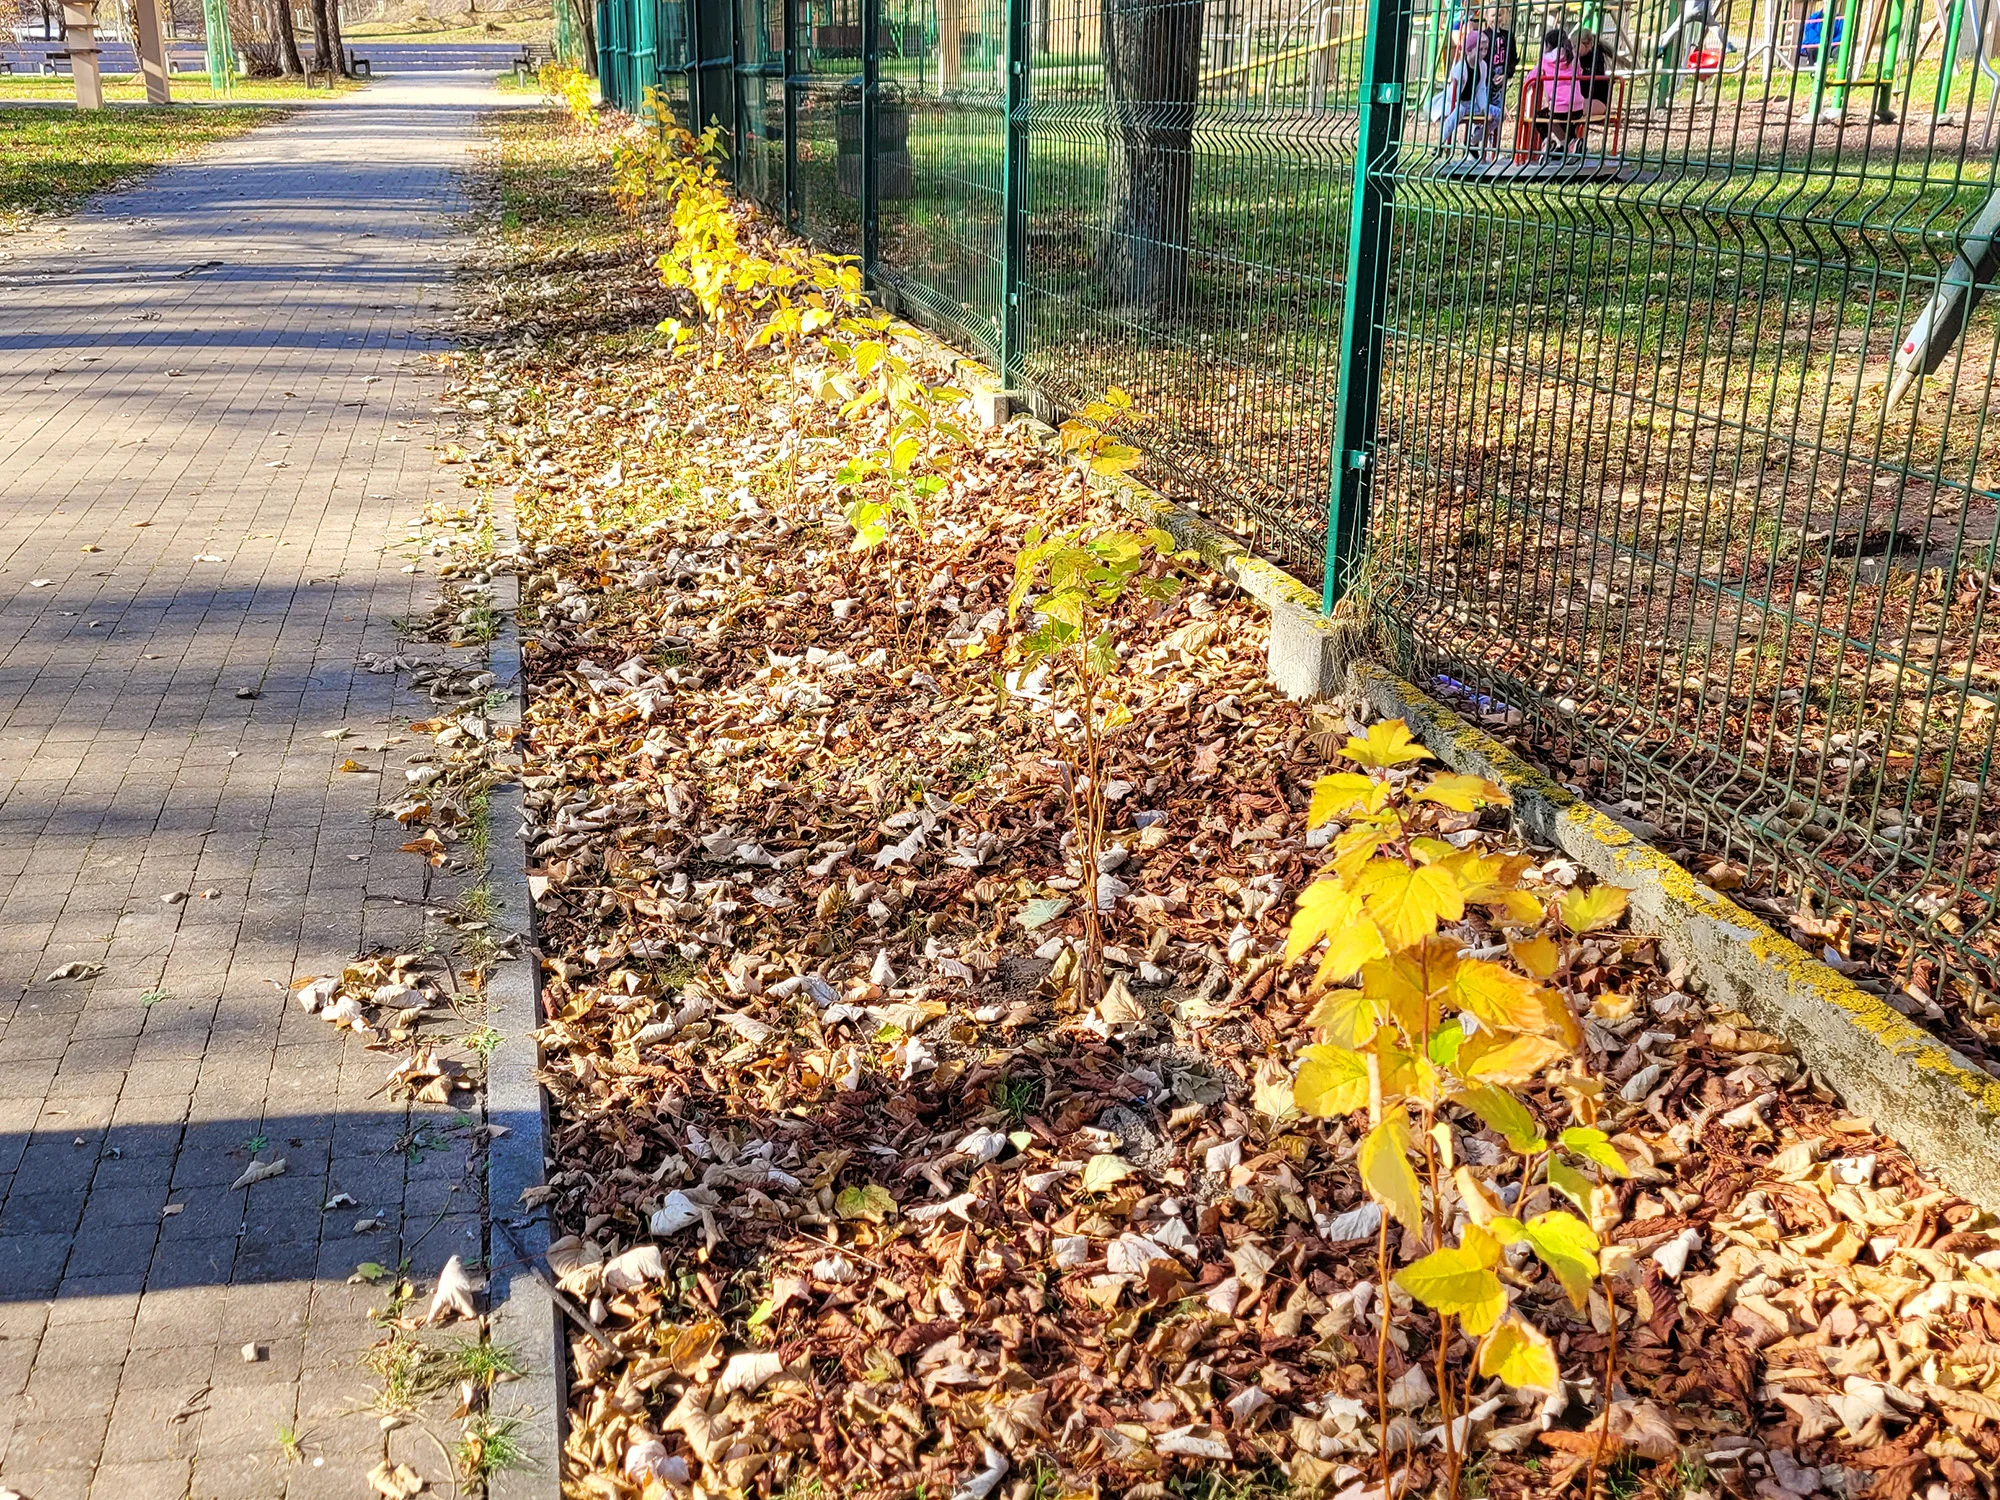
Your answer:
[1322,0,1409,611]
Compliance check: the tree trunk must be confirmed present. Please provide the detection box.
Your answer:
[576,0,598,77]
[306,0,330,73]
[1099,0,1204,316]
[325,0,345,75]
[272,0,302,74]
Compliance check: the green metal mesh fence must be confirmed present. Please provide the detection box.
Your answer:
[1372,0,2000,1018]
[593,0,2000,1014]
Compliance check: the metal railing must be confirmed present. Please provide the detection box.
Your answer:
[594,0,2000,1010]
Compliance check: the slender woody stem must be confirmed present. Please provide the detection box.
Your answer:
[1583,1278,1620,1500]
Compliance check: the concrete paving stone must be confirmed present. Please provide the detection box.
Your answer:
[0,1468,96,1500]
[3,1413,110,1470]
[66,1223,163,1279]
[89,1458,195,1500]
[0,70,511,1499]
[0,1223,74,1288]
[23,1355,122,1412]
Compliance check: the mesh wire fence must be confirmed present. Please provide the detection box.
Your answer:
[1372,0,2000,1014]
[593,0,2000,1009]
[1020,0,1363,578]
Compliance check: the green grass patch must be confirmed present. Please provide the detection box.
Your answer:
[0,102,283,225]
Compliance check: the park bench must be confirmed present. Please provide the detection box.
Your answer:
[513,40,553,82]
[39,50,72,74]
[348,54,370,75]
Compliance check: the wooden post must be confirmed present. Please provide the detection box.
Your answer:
[135,0,173,102]
[63,0,104,109]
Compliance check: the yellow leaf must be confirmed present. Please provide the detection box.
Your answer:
[1462,1221,1504,1268]
[1315,915,1389,985]
[1308,772,1382,828]
[1287,878,1366,962]
[1509,934,1561,979]
[1416,774,1511,812]
[1451,1083,1546,1152]
[1356,860,1464,951]
[1332,824,1392,885]
[1457,1031,1569,1084]
[1380,1043,1444,1107]
[1303,988,1382,1048]
[1559,884,1630,933]
[1524,1209,1600,1308]
[1450,958,1558,1036]
[1082,1154,1134,1192]
[1560,1126,1629,1178]
[1360,1114,1424,1232]
[1361,936,1458,1037]
[1478,1315,1561,1394]
[1393,1245,1507,1335]
[1409,836,1460,865]
[1343,719,1433,770]
[1294,1044,1369,1118]
[1492,889,1546,926]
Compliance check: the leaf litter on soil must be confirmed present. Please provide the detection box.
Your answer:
[415,107,2000,1500]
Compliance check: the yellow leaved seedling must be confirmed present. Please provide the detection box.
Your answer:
[1281,718,1635,1493]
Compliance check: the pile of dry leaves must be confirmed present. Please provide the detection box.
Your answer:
[437,108,2000,1500]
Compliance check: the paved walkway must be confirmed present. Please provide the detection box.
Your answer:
[0,73,509,1500]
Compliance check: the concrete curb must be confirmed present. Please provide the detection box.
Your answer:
[1349,661,2000,1214]
[481,485,564,1497]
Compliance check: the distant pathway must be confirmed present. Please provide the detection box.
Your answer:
[0,72,507,1500]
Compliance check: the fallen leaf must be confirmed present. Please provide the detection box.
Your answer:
[230,1158,286,1190]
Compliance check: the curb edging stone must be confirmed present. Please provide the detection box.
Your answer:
[482,485,564,1497]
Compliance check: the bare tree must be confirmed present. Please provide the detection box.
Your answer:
[272,0,303,74]
[1099,0,1205,315]
[325,0,344,75]
[305,0,330,71]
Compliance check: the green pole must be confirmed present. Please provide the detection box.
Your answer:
[1806,0,1835,113]
[1827,0,1859,111]
[999,0,1027,385]
[1873,0,1903,119]
[202,0,231,92]
[861,0,879,277]
[1324,0,1412,608]
[1936,0,1963,113]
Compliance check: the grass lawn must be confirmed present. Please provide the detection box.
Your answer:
[0,72,359,103]
[344,13,551,41]
[0,102,286,227]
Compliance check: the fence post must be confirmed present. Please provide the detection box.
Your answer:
[783,0,798,228]
[999,0,1028,383]
[860,0,881,278]
[1322,0,1410,610]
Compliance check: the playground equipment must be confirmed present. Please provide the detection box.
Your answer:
[201,0,233,92]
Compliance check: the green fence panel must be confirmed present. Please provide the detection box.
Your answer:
[868,0,1012,361]
[1368,0,2000,1000]
[1017,0,1365,583]
[591,0,2000,997]
[789,0,866,254]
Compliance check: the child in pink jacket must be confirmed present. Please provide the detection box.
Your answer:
[1524,28,1589,152]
